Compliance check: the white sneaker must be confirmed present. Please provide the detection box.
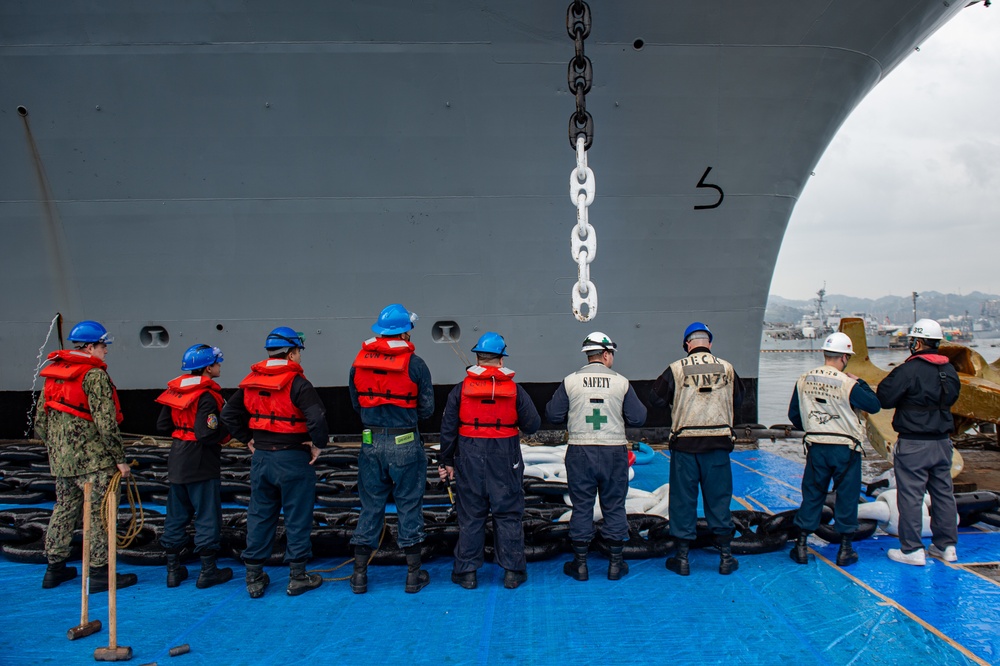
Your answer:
[928,544,958,562]
[888,548,926,566]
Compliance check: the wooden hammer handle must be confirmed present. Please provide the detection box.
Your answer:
[80,481,92,625]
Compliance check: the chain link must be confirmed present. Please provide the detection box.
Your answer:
[567,0,597,321]
[570,136,597,321]
[566,0,593,151]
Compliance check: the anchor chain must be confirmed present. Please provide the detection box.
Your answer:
[567,0,597,321]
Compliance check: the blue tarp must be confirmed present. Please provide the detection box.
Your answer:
[1,449,997,665]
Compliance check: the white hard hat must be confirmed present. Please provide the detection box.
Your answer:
[822,332,855,355]
[909,318,943,341]
[581,331,618,354]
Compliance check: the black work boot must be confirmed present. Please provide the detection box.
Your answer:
[789,533,809,565]
[42,560,77,589]
[351,546,371,594]
[717,538,739,576]
[245,562,269,599]
[665,540,690,576]
[166,553,188,588]
[451,571,477,589]
[503,570,527,589]
[563,541,589,581]
[836,534,859,567]
[286,561,323,596]
[404,546,430,594]
[607,541,629,581]
[89,566,138,593]
[196,551,233,589]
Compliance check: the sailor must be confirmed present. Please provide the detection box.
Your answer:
[220,327,327,597]
[876,319,961,566]
[348,304,434,594]
[787,332,881,566]
[649,322,743,576]
[155,344,233,589]
[438,332,541,590]
[34,320,138,592]
[545,332,647,582]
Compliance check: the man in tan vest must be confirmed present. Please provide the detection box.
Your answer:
[650,322,743,576]
[787,332,881,567]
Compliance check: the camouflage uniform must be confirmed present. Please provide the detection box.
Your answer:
[35,368,125,566]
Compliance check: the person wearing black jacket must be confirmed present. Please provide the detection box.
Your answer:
[876,319,961,566]
[437,333,540,590]
[649,322,744,576]
[221,327,328,597]
[155,344,232,589]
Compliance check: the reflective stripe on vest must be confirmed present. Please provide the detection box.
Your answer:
[458,365,519,438]
[352,337,419,408]
[156,375,225,442]
[669,352,734,440]
[796,365,866,448]
[39,350,124,424]
[239,359,308,434]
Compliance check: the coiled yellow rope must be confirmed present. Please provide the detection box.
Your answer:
[101,470,144,547]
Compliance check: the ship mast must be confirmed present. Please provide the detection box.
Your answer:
[815,284,826,325]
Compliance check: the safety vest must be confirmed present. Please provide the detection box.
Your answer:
[796,364,866,448]
[565,363,629,445]
[458,365,519,438]
[238,359,309,434]
[668,352,735,440]
[39,350,124,424]
[351,337,419,408]
[155,375,225,442]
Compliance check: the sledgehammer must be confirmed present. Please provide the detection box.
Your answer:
[68,481,102,640]
[94,484,132,662]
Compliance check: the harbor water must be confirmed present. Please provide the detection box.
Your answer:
[757,345,1000,428]
[755,345,1000,481]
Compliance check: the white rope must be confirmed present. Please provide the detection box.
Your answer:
[24,313,60,437]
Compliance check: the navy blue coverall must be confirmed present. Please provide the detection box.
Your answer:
[788,376,881,534]
[439,381,540,575]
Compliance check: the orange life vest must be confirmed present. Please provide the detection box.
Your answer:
[39,350,124,424]
[156,375,226,442]
[458,365,519,438]
[352,337,419,408]
[238,359,309,434]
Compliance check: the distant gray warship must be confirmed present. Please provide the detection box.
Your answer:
[1,1,986,435]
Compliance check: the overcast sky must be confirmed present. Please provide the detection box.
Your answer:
[771,4,1000,301]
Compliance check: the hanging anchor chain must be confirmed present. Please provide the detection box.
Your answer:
[567,0,597,322]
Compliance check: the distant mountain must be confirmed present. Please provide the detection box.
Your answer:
[765,291,1000,325]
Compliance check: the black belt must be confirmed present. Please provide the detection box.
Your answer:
[365,426,415,435]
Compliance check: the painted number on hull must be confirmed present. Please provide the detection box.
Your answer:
[693,167,724,210]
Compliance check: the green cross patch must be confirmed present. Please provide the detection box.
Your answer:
[585,408,607,430]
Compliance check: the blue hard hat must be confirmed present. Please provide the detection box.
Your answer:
[682,322,713,347]
[264,326,306,350]
[181,344,224,371]
[68,320,114,345]
[372,304,417,336]
[471,332,508,357]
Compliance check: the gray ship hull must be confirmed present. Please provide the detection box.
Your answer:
[0,2,979,434]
